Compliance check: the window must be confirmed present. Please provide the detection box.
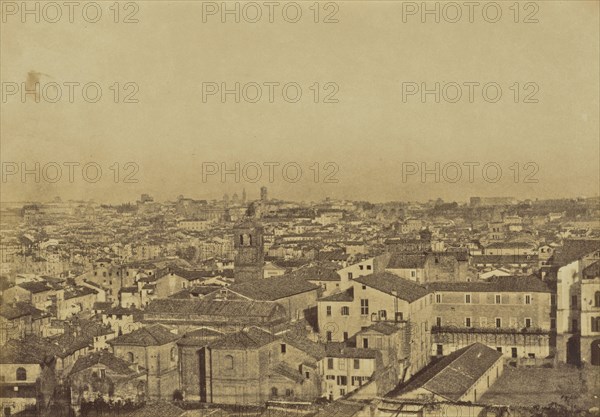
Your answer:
[465,294,471,304]
[572,295,578,308]
[362,285,367,290]
[572,319,578,332]
[495,294,501,304]
[348,273,353,280]
[271,387,278,397]
[511,348,518,358]
[341,306,350,316]
[326,375,335,380]
[340,388,346,396]
[411,271,416,278]
[326,306,332,317]
[99,369,106,379]
[336,376,347,386]
[360,299,369,315]
[343,332,348,341]
[127,352,134,362]
[595,292,600,308]
[359,265,364,270]
[436,317,442,327]
[352,376,362,386]
[591,317,600,332]
[436,344,443,355]
[366,265,372,270]
[465,317,472,328]
[363,338,369,348]
[525,294,531,305]
[327,358,334,369]
[435,294,441,303]
[528,353,535,358]
[224,355,234,370]
[338,359,346,370]
[280,344,286,354]
[496,347,502,353]
[285,389,293,396]
[353,359,360,369]
[305,371,310,379]
[378,310,387,320]
[525,318,532,328]
[170,347,176,361]
[326,331,332,342]
[495,318,502,328]
[16,368,26,381]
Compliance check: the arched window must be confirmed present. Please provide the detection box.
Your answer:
[127,352,135,363]
[595,292,600,308]
[271,387,278,397]
[224,355,234,370]
[16,368,26,381]
[239,235,244,245]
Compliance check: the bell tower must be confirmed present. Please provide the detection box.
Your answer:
[233,220,264,282]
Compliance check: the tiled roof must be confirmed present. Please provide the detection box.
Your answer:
[391,342,502,401]
[583,260,600,279]
[319,289,354,302]
[427,275,550,293]
[228,276,319,301]
[354,272,430,302]
[552,239,599,265]
[109,324,179,347]
[18,281,52,294]
[324,343,380,359]
[209,327,275,350]
[177,328,224,346]
[361,321,402,336]
[0,336,59,364]
[281,335,326,360]
[386,253,426,269]
[311,401,366,417]
[290,265,341,282]
[69,350,136,376]
[270,362,304,384]
[145,299,283,318]
[121,402,185,417]
[472,255,538,264]
[0,302,46,320]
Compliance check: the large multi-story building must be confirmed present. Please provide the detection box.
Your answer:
[427,276,553,360]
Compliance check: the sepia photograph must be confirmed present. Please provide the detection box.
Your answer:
[0,1,599,416]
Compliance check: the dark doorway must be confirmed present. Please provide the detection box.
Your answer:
[591,339,600,366]
[199,348,207,402]
[567,336,580,365]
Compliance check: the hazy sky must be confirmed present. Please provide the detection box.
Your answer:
[1,1,599,203]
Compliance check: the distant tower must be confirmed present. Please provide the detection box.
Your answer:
[242,188,247,204]
[234,220,264,282]
[260,186,268,202]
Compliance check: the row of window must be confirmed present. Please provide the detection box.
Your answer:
[325,375,369,386]
[572,293,600,309]
[326,358,361,370]
[442,293,533,305]
[435,316,533,328]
